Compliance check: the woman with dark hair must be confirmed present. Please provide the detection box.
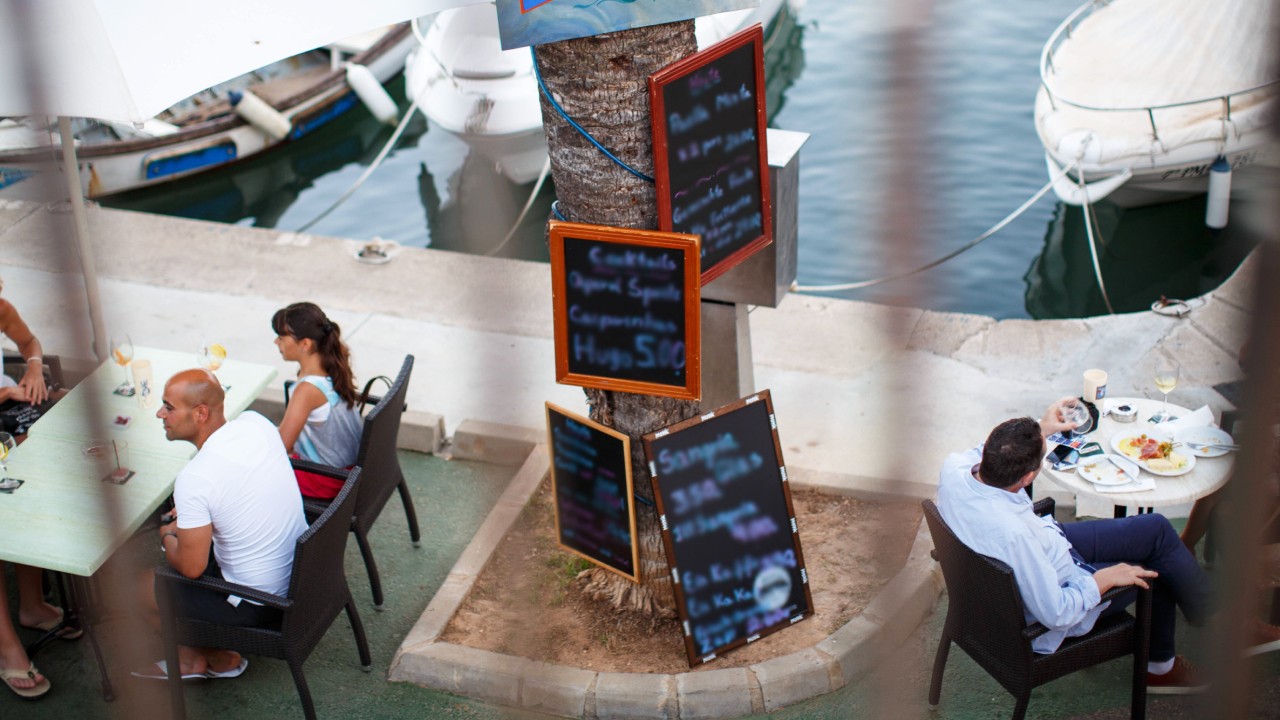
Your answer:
[271,302,362,500]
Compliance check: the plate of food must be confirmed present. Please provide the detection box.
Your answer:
[1111,432,1196,476]
[1172,426,1235,458]
[1077,454,1141,486]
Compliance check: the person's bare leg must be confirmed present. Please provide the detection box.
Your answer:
[0,564,45,690]
[137,568,240,676]
[14,564,62,629]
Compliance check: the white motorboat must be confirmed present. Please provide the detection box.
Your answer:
[0,24,416,200]
[1035,0,1279,208]
[405,0,795,184]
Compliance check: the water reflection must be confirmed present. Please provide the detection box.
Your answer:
[1023,197,1260,319]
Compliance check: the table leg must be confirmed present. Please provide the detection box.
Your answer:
[23,573,79,658]
[68,575,115,702]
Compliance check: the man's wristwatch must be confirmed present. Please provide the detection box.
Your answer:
[160,531,178,552]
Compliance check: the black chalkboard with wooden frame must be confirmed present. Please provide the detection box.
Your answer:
[649,25,772,285]
[549,221,701,400]
[546,402,640,582]
[642,389,811,666]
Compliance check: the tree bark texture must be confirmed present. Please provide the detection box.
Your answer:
[535,23,699,617]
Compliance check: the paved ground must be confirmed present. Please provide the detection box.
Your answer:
[0,200,1269,717]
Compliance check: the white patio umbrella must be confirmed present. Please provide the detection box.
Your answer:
[0,0,482,358]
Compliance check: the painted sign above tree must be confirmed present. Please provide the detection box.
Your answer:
[495,0,757,49]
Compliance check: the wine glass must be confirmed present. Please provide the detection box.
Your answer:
[0,431,18,490]
[198,338,227,373]
[1062,399,1094,437]
[1153,360,1180,419]
[110,334,134,393]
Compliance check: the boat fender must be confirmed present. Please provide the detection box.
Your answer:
[228,90,291,141]
[1205,156,1231,229]
[346,64,399,126]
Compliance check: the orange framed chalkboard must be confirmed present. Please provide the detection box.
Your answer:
[546,402,640,582]
[549,221,701,400]
[649,25,772,285]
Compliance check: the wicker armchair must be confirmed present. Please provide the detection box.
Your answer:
[2,352,65,388]
[294,354,420,609]
[923,499,1151,720]
[156,465,371,720]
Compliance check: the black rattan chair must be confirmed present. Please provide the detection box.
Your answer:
[295,355,420,609]
[2,353,64,388]
[923,499,1151,720]
[156,465,371,720]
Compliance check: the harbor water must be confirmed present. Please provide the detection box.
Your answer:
[102,0,1260,319]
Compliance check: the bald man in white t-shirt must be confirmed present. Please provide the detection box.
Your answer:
[134,369,306,681]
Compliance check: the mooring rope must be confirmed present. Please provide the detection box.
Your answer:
[486,156,553,257]
[1078,174,1117,314]
[794,160,1079,292]
[296,95,422,234]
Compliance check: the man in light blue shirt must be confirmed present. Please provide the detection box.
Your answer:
[937,400,1213,694]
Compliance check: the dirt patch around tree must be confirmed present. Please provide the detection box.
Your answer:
[439,478,923,674]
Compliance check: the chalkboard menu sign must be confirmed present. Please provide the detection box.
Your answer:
[650,25,772,285]
[546,402,639,582]
[642,390,811,666]
[549,221,701,400]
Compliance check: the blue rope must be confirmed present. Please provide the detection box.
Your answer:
[633,493,655,508]
[531,47,654,184]
[551,200,567,221]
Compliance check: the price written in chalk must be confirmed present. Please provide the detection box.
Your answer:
[550,222,702,400]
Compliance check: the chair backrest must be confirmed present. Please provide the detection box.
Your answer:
[2,353,65,388]
[284,467,362,650]
[351,355,413,534]
[922,500,1035,669]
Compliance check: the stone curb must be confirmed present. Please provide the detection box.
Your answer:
[389,442,943,719]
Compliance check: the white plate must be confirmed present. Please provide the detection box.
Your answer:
[1173,426,1234,458]
[1077,455,1140,486]
[1110,433,1196,477]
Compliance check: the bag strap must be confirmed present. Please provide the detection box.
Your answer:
[358,375,393,413]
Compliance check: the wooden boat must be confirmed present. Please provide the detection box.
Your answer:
[0,23,415,200]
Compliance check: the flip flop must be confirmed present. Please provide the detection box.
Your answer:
[204,658,249,679]
[130,661,208,682]
[131,658,248,681]
[2,662,51,700]
[20,608,84,641]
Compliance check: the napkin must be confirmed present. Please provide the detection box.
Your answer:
[1092,476,1156,493]
[1159,405,1215,433]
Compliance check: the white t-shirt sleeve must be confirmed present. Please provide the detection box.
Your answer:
[174,469,214,530]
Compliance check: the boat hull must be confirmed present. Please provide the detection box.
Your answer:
[0,25,415,200]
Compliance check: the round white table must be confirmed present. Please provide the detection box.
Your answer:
[1038,397,1234,517]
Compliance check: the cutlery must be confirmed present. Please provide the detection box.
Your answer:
[1172,441,1239,451]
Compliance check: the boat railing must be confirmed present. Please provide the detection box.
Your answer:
[1039,0,1279,143]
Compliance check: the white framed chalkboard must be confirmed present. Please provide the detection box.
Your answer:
[549,221,702,400]
[546,402,640,582]
[642,389,812,666]
[650,25,772,285]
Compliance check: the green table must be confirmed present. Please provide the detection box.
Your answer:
[26,346,278,462]
[0,347,276,700]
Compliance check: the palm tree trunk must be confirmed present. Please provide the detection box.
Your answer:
[535,22,698,617]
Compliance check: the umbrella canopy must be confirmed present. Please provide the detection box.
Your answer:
[0,0,482,123]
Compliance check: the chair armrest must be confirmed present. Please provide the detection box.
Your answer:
[290,458,346,479]
[154,565,293,611]
[1033,497,1056,519]
[1020,582,1152,641]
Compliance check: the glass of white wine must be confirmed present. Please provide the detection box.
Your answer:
[110,334,135,394]
[198,338,227,373]
[0,431,18,491]
[1153,360,1180,419]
